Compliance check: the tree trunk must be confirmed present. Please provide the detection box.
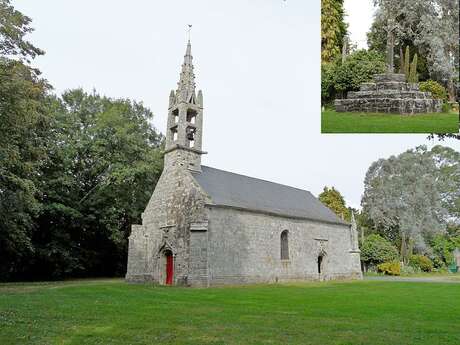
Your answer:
[448,78,456,103]
[400,233,406,264]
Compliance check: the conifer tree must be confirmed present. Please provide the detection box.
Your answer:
[321,0,347,63]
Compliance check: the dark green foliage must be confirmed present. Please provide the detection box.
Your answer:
[377,261,401,275]
[321,50,386,105]
[409,255,434,272]
[0,0,44,61]
[360,234,399,266]
[0,58,52,280]
[431,234,460,266]
[419,80,448,100]
[30,90,164,280]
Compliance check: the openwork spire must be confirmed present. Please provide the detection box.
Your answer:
[176,40,196,102]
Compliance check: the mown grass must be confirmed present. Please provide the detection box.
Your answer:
[321,110,459,133]
[1,279,459,345]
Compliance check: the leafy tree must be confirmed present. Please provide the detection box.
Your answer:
[430,234,460,266]
[361,146,447,262]
[319,186,350,221]
[371,0,459,101]
[0,0,52,280]
[333,50,386,95]
[0,0,44,61]
[321,0,347,63]
[31,90,164,279]
[360,234,399,266]
[321,50,386,104]
[428,145,460,220]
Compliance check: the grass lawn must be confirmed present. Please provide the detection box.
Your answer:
[321,110,459,133]
[1,279,460,345]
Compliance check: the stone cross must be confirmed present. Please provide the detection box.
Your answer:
[384,18,397,74]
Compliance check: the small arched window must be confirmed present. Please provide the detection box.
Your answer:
[280,230,289,260]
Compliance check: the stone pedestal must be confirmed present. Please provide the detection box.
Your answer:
[335,73,442,114]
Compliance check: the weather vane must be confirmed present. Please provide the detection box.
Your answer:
[187,24,192,41]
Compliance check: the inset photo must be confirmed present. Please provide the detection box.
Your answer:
[321,0,459,134]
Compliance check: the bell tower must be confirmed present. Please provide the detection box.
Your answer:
[164,40,205,171]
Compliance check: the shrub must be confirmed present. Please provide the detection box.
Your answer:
[409,255,433,272]
[401,265,417,275]
[334,50,386,94]
[377,261,401,276]
[441,102,451,113]
[360,234,399,266]
[321,50,386,105]
[419,80,448,101]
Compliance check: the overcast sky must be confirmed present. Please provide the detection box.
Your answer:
[344,0,375,49]
[14,0,460,209]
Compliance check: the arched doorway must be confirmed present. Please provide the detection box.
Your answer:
[164,250,174,285]
[317,254,324,275]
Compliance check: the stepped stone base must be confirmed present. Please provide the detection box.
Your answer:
[335,73,442,114]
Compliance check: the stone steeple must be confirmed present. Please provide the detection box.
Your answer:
[164,40,205,171]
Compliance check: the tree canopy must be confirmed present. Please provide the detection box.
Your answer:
[370,0,459,101]
[361,145,459,262]
[321,0,347,63]
[318,186,350,221]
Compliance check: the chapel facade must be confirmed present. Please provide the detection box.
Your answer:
[125,41,362,286]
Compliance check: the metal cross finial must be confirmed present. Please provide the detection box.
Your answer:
[187,24,192,42]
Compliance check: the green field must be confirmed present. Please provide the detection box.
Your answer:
[1,279,460,345]
[321,110,459,133]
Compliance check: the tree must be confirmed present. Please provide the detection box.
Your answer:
[0,0,44,61]
[321,0,347,63]
[0,0,51,280]
[319,186,350,221]
[360,234,399,267]
[321,50,386,104]
[370,0,459,101]
[31,89,164,280]
[361,146,447,262]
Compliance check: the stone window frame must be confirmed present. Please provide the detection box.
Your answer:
[280,230,289,261]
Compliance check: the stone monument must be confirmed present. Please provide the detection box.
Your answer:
[334,19,442,115]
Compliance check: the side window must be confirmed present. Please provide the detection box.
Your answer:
[280,230,289,260]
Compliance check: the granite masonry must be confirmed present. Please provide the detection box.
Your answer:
[125,40,362,287]
[335,73,442,114]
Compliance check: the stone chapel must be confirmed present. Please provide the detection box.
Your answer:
[125,40,362,286]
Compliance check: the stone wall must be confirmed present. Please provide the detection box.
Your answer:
[206,206,362,286]
[335,73,442,114]
[125,157,210,285]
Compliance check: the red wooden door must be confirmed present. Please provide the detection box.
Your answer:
[166,253,173,285]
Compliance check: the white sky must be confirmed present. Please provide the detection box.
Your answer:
[344,0,375,49]
[13,0,460,209]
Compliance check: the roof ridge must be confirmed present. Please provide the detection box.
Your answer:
[199,165,312,194]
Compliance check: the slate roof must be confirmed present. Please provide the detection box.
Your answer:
[192,166,348,225]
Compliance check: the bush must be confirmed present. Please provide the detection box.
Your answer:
[361,234,399,266]
[419,80,448,101]
[377,261,401,276]
[321,50,386,105]
[409,255,433,272]
[401,265,417,275]
[441,102,451,113]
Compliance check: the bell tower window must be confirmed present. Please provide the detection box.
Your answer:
[186,126,196,148]
[172,109,179,124]
[170,126,178,142]
[186,109,197,124]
